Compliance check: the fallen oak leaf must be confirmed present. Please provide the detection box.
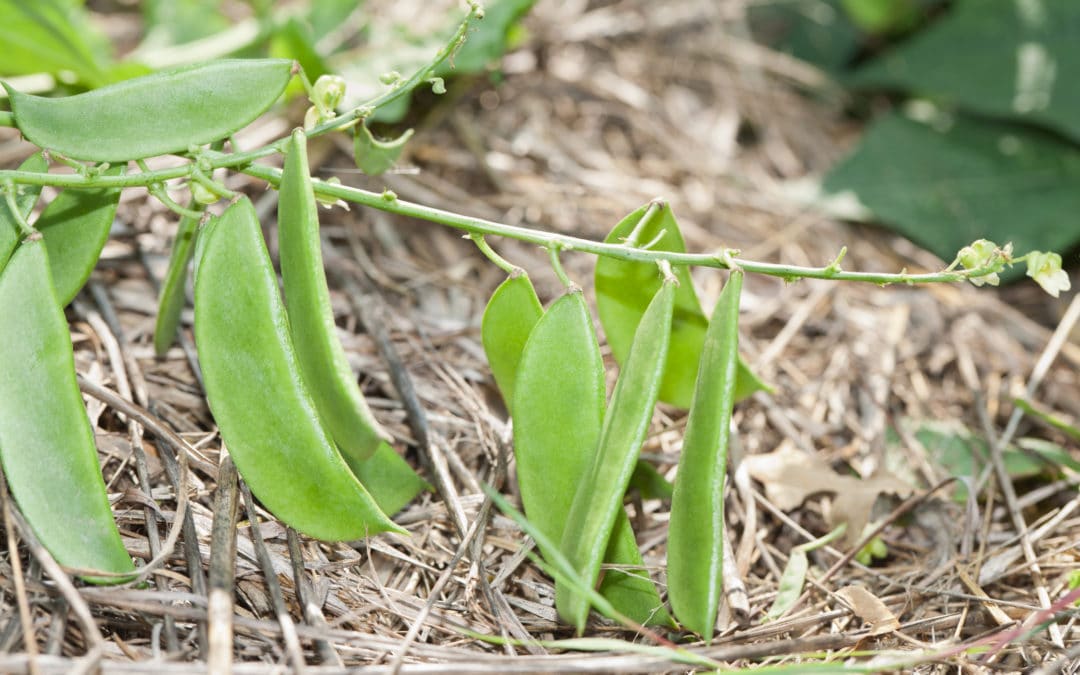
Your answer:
[836,585,900,636]
[742,445,913,546]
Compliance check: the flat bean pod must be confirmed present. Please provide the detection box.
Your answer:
[194,197,401,541]
[35,165,123,305]
[667,270,743,638]
[344,440,430,517]
[4,59,293,162]
[595,203,766,409]
[278,129,389,463]
[0,152,47,272]
[513,291,667,626]
[481,273,543,414]
[0,237,134,581]
[154,207,202,356]
[557,279,676,632]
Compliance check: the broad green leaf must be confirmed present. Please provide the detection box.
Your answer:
[595,202,768,409]
[823,111,1080,274]
[849,0,1080,143]
[748,0,861,72]
[0,0,111,87]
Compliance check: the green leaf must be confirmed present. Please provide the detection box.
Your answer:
[849,0,1080,143]
[748,0,862,72]
[764,549,808,622]
[0,0,111,87]
[823,111,1080,274]
[353,122,414,176]
[481,273,543,415]
[594,202,768,409]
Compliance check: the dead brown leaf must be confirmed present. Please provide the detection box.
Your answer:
[742,446,913,546]
[836,585,900,636]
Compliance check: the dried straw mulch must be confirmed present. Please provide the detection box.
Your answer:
[1,0,1078,672]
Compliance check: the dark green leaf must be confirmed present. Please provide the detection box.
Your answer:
[849,0,1080,142]
[0,0,111,87]
[823,111,1080,272]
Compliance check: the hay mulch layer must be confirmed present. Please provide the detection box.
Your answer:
[1,1,1079,672]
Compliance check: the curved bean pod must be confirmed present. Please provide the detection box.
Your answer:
[667,270,742,637]
[481,273,543,414]
[278,129,389,463]
[513,291,668,626]
[35,165,123,305]
[0,152,47,272]
[595,203,767,409]
[557,278,676,632]
[0,236,134,581]
[4,59,293,162]
[154,207,202,356]
[194,197,402,541]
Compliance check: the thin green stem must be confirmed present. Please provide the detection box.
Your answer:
[469,234,522,276]
[190,168,236,200]
[240,161,1004,286]
[0,112,14,128]
[548,244,574,288]
[624,200,662,246]
[2,182,33,238]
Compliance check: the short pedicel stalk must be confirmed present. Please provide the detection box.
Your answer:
[278,129,389,462]
[667,270,743,638]
[154,205,203,356]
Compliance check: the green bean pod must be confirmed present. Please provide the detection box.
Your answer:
[154,207,202,356]
[0,236,134,581]
[345,440,430,517]
[667,270,743,637]
[0,152,47,272]
[278,129,389,463]
[35,165,123,306]
[481,273,543,414]
[557,278,676,632]
[595,203,767,409]
[4,59,293,162]
[513,291,668,626]
[194,197,402,541]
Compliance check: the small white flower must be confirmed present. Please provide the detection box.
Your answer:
[1027,251,1071,298]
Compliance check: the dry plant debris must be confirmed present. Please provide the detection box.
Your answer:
[0,0,1078,672]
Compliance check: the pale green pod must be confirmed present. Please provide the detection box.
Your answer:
[0,237,134,581]
[668,270,742,638]
[481,273,543,414]
[4,59,293,161]
[35,165,123,305]
[558,279,675,632]
[278,129,390,463]
[154,207,202,356]
[194,197,402,541]
[513,291,668,626]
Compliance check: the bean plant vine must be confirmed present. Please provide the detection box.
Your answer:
[0,2,1067,641]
